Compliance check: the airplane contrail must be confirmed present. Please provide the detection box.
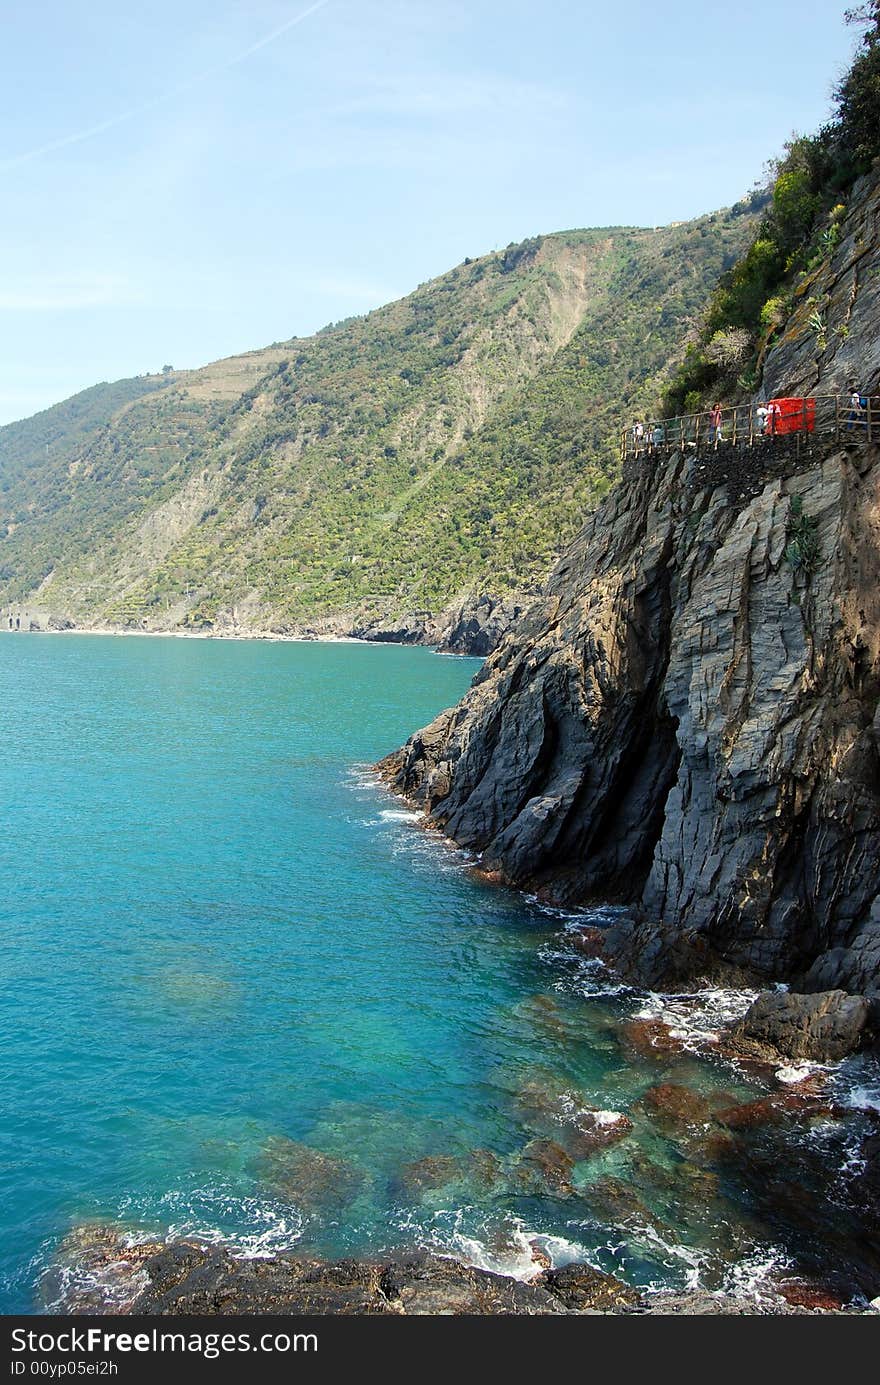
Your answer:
[0,0,332,173]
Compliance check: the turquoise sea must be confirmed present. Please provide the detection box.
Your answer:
[0,634,877,1313]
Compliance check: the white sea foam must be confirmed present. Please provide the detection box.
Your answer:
[575,1211,794,1306]
[345,763,385,794]
[592,1109,626,1127]
[775,1062,829,1085]
[720,1246,795,1304]
[843,1083,880,1113]
[395,1204,796,1304]
[831,1052,880,1113]
[537,939,635,1000]
[117,1187,305,1260]
[631,985,761,1053]
[39,1250,151,1315]
[396,1207,589,1280]
[535,909,638,1001]
[344,764,475,872]
[451,1226,589,1280]
[384,821,478,874]
[636,1223,715,1290]
[553,1090,627,1130]
[528,900,630,927]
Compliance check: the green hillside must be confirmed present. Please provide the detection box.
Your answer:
[0,208,755,632]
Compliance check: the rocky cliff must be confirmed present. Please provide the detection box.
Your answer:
[435,592,529,657]
[350,591,527,656]
[761,170,880,400]
[383,432,880,1011]
[383,166,880,1010]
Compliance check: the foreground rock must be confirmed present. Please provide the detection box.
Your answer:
[47,1230,852,1315]
[44,1232,601,1315]
[728,990,871,1063]
[133,1247,565,1316]
[540,1262,640,1310]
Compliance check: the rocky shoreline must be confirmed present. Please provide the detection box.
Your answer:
[36,962,880,1316]
[380,439,880,1018]
[373,428,880,1312]
[7,590,527,659]
[43,1227,874,1316]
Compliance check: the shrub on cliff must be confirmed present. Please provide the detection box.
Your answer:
[662,4,880,417]
[835,3,880,176]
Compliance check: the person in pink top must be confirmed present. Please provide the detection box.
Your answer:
[709,402,723,444]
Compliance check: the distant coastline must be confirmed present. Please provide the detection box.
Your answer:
[0,625,368,645]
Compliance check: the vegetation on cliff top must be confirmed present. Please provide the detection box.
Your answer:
[663,3,880,415]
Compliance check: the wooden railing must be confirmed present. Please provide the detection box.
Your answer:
[621,394,880,461]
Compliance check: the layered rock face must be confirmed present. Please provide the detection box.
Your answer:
[348,592,527,655]
[434,592,527,657]
[761,171,880,400]
[382,437,880,1006]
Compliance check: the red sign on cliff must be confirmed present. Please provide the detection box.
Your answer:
[767,398,816,434]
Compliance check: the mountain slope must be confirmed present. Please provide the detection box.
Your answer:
[0,345,292,611]
[0,210,755,632]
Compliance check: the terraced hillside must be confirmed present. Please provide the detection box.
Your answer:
[0,209,755,633]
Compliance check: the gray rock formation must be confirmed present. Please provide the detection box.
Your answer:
[349,593,525,656]
[381,438,880,1008]
[48,1227,845,1315]
[761,172,880,401]
[730,989,871,1061]
[349,611,440,645]
[435,593,527,657]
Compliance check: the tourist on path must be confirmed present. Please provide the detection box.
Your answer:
[847,389,865,431]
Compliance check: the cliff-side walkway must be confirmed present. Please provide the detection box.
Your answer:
[622,393,879,462]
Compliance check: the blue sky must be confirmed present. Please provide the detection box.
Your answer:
[0,0,860,424]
